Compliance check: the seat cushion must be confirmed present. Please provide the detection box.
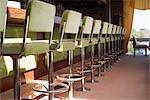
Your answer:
[3,38,50,55]
[115,37,118,41]
[106,37,110,42]
[90,38,98,45]
[3,38,31,55]
[110,37,114,41]
[100,38,105,43]
[24,40,49,55]
[56,39,75,52]
[77,39,90,48]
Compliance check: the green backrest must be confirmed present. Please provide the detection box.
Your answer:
[101,22,108,34]
[107,23,113,34]
[119,26,122,35]
[112,25,117,34]
[59,10,82,42]
[91,19,102,41]
[122,28,127,35]
[82,16,94,35]
[0,0,7,32]
[27,0,56,37]
[92,19,102,35]
[116,26,120,34]
[61,10,82,34]
[122,27,125,35]
[0,0,7,55]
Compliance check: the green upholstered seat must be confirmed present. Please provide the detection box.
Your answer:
[77,39,90,48]
[3,38,31,55]
[90,38,98,45]
[106,37,111,42]
[56,40,75,52]
[111,38,114,41]
[100,37,106,43]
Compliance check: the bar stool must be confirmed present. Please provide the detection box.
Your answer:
[90,20,102,83]
[106,23,114,64]
[2,1,68,99]
[55,10,83,99]
[111,25,117,62]
[117,26,122,56]
[90,20,103,80]
[120,28,126,54]
[115,26,121,61]
[101,22,111,72]
[95,23,108,76]
[76,16,94,91]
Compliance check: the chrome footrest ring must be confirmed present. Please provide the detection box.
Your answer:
[56,74,84,82]
[32,82,69,94]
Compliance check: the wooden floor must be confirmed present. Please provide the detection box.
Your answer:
[0,55,149,100]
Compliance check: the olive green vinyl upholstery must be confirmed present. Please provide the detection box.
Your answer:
[82,16,93,34]
[101,22,108,34]
[60,10,82,34]
[101,22,110,42]
[100,38,106,43]
[28,0,55,32]
[115,26,121,41]
[0,0,7,55]
[0,0,7,32]
[107,23,113,34]
[77,16,93,48]
[112,25,117,41]
[90,20,102,45]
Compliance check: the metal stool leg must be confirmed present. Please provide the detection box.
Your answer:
[68,50,74,99]
[12,56,20,100]
[48,52,54,100]
[89,45,98,83]
[96,43,104,77]
[77,47,90,92]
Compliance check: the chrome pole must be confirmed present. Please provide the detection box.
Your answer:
[12,56,20,100]
[90,45,98,83]
[48,52,54,100]
[77,47,90,91]
[69,50,73,99]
